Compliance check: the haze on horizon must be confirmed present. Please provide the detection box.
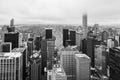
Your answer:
[0,0,120,25]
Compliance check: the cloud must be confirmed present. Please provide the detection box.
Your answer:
[0,0,120,25]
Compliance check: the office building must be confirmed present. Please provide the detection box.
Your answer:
[86,37,96,67]
[11,48,27,80]
[0,52,23,80]
[10,18,14,27]
[75,54,90,80]
[60,49,79,80]
[76,32,83,50]
[7,27,15,32]
[101,31,109,42]
[52,65,67,80]
[47,38,55,70]
[69,30,76,46]
[82,13,87,27]
[0,42,12,52]
[45,28,52,39]
[63,29,69,47]
[94,45,108,76]
[34,36,42,51]
[30,52,41,80]
[81,38,87,54]
[4,32,19,49]
[27,41,34,57]
[41,39,47,76]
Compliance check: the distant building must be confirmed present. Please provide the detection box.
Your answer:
[0,52,23,80]
[76,32,83,51]
[82,13,87,27]
[34,36,42,51]
[10,18,14,27]
[63,29,69,47]
[75,54,90,80]
[45,28,52,39]
[69,30,76,46]
[27,41,34,57]
[82,13,88,38]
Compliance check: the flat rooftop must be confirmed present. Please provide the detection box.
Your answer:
[0,52,21,59]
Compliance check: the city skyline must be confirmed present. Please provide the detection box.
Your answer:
[0,0,120,25]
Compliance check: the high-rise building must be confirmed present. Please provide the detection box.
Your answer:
[86,37,96,67]
[60,49,79,80]
[101,31,109,42]
[34,36,42,51]
[27,41,34,57]
[75,54,90,80]
[45,28,52,39]
[82,13,88,38]
[7,27,15,32]
[82,13,87,27]
[76,32,83,50]
[4,32,19,49]
[94,45,108,76]
[11,48,27,80]
[41,39,47,75]
[63,29,69,47]
[0,42,12,52]
[30,52,41,80]
[69,30,76,46]
[10,18,14,27]
[0,52,23,80]
[47,39,55,70]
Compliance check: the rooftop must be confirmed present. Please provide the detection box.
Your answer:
[0,52,22,59]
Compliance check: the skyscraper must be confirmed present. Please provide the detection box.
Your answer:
[11,48,27,80]
[0,42,12,52]
[69,30,76,46]
[82,13,87,27]
[0,52,23,80]
[75,54,90,80]
[34,36,42,51]
[30,52,41,80]
[10,18,14,27]
[4,32,19,49]
[45,28,52,39]
[63,29,69,47]
[82,13,88,38]
[47,39,55,70]
[60,49,79,80]
[41,39,47,75]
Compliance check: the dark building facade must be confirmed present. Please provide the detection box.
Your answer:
[34,36,42,51]
[70,30,76,46]
[41,39,47,76]
[45,28,52,39]
[4,32,19,49]
[63,29,69,47]
[1,42,12,52]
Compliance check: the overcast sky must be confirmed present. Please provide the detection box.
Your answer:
[0,0,120,25]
